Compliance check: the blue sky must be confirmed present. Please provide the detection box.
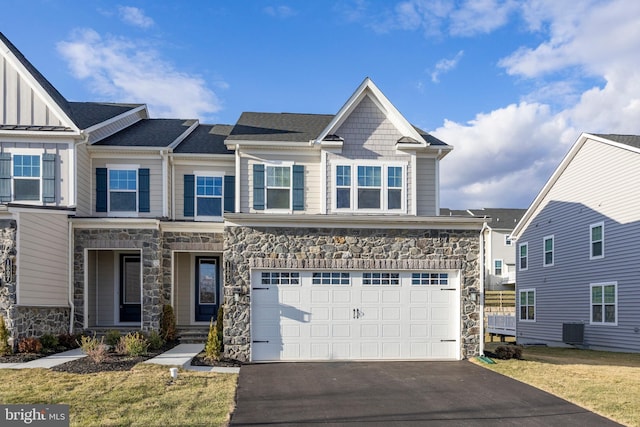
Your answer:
[3,0,640,209]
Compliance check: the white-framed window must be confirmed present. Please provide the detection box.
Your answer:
[494,259,503,276]
[332,162,406,212]
[591,282,617,325]
[312,272,350,285]
[590,222,604,259]
[266,165,291,210]
[261,272,300,285]
[109,167,137,212]
[543,235,554,267]
[518,242,528,271]
[195,175,223,218]
[411,273,449,285]
[13,154,41,201]
[363,272,400,285]
[504,235,513,246]
[519,289,535,321]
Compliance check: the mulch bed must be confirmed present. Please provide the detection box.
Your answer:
[0,352,46,363]
[190,352,242,368]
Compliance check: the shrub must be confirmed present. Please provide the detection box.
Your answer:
[495,345,523,360]
[39,333,59,352]
[116,332,149,357]
[146,330,164,351]
[17,337,43,354]
[160,305,177,342]
[105,330,121,348]
[79,335,108,363]
[204,305,224,362]
[0,316,11,356]
[57,333,80,350]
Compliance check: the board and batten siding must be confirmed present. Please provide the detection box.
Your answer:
[173,162,234,220]
[92,158,163,217]
[517,138,640,352]
[241,151,321,214]
[17,212,69,306]
[0,55,66,127]
[75,142,91,216]
[415,157,436,216]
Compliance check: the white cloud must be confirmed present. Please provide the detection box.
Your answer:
[57,29,223,120]
[264,5,297,18]
[431,50,464,83]
[118,6,154,29]
[449,0,517,36]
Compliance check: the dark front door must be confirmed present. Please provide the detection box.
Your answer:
[195,256,220,322]
[120,254,141,322]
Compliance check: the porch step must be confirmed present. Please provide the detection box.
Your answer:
[177,327,210,344]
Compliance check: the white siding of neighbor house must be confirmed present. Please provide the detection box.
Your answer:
[17,212,69,306]
[175,252,192,325]
[173,161,235,220]
[0,55,67,127]
[92,157,163,217]
[517,138,640,352]
[241,151,321,214]
[416,156,436,216]
[326,94,413,214]
[487,229,516,290]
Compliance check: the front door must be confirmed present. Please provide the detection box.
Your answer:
[120,254,141,322]
[195,256,219,322]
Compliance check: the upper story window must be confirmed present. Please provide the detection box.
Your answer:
[0,152,57,204]
[504,235,513,246]
[333,162,405,212]
[590,222,604,259]
[494,259,503,276]
[196,176,222,217]
[518,242,528,271]
[96,166,149,215]
[253,163,304,212]
[184,174,235,219]
[543,235,554,267]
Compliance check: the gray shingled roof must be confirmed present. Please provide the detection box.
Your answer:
[227,112,334,142]
[593,134,640,149]
[440,208,473,217]
[174,124,234,154]
[468,208,526,227]
[68,102,143,130]
[414,127,448,146]
[94,119,196,147]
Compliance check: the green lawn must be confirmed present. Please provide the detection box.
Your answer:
[475,345,640,427]
[0,364,237,426]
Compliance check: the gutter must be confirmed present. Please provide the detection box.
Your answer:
[478,221,490,357]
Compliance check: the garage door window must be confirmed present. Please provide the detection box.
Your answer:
[312,272,350,285]
[261,272,300,285]
[363,272,399,285]
[411,273,449,285]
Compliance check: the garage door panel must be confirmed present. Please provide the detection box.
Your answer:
[360,342,379,358]
[331,343,351,359]
[410,324,429,337]
[382,342,401,358]
[431,290,453,303]
[310,306,329,320]
[311,324,329,337]
[410,290,429,303]
[332,290,352,303]
[332,324,351,337]
[410,307,428,320]
[361,291,379,303]
[382,290,400,303]
[332,307,351,320]
[281,324,301,337]
[311,290,330,303]
[382,324,401,337]
[382,307,400,320]
[360,324,378,337]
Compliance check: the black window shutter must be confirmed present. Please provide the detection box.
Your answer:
[42,153,56,203]
[292,165,305,211]
[96,168,107,212]
[0,153,11,203]
[138,168,150,212]
[253,164,265,210]
[184,174,194,217]
[224,175,235,213]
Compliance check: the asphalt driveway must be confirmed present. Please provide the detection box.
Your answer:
[230,361,621,426]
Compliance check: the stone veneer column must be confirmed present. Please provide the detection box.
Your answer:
[223,226,482,362]
[0,219,17,346]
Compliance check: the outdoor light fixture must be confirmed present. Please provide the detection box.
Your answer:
[3,257,12,284]
[469,291,479,303]
[234,292,240,303]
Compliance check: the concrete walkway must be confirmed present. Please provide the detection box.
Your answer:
[0,344,239,373]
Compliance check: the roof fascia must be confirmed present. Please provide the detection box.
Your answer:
[313,77,426,146]
[0,130,80,140]
[226,140,317,149]
[0,38,79,132]
[167,120,200,150]
[83,105,148,134]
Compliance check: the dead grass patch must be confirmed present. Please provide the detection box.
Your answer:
[475,346,640,426]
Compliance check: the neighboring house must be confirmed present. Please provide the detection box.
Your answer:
[511,133,640,353]
[0,32,486,362]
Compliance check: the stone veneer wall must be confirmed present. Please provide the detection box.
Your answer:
[0,219,17,345]
[224,226,481,362]
[73,228,162,331]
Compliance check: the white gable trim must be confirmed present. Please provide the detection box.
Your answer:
[512,133,640,238]
[0,38,79,132]
[312,78,426,147]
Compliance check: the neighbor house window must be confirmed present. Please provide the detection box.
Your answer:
[13,155,40,200]
[334,163,405,212]
[196,176,223,217]
[543,235,554,267]
[109,169,137,212]
[519,289,535,321]
[590,222,604,259]
[591,283,616,324]
[504,235,513,246]
[494,259,503,276]
[519,243,528,271]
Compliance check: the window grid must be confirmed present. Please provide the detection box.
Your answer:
[312,272,351,285]
[265,166,291,210]
[494,259,503,276]
[363,272,399,285]
[543,236,554,266]
[109,169,137,212]
[109,169,137,190]
[591,283,616,324]
[519,243,528,270]
[411,273,449,285]
[504,235,513,246]
[13,155,40,177]
[196,176,223,217]
[519,290,535,321]
[335,165,351,209]
[261,272,300,285]
[590,223,604,259]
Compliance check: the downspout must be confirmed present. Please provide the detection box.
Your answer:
[68,213,75,333]
[478,221,490,357]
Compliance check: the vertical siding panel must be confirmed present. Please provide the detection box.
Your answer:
[416,157,436,215]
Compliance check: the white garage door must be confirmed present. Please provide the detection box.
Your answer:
[251,270,460,361]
